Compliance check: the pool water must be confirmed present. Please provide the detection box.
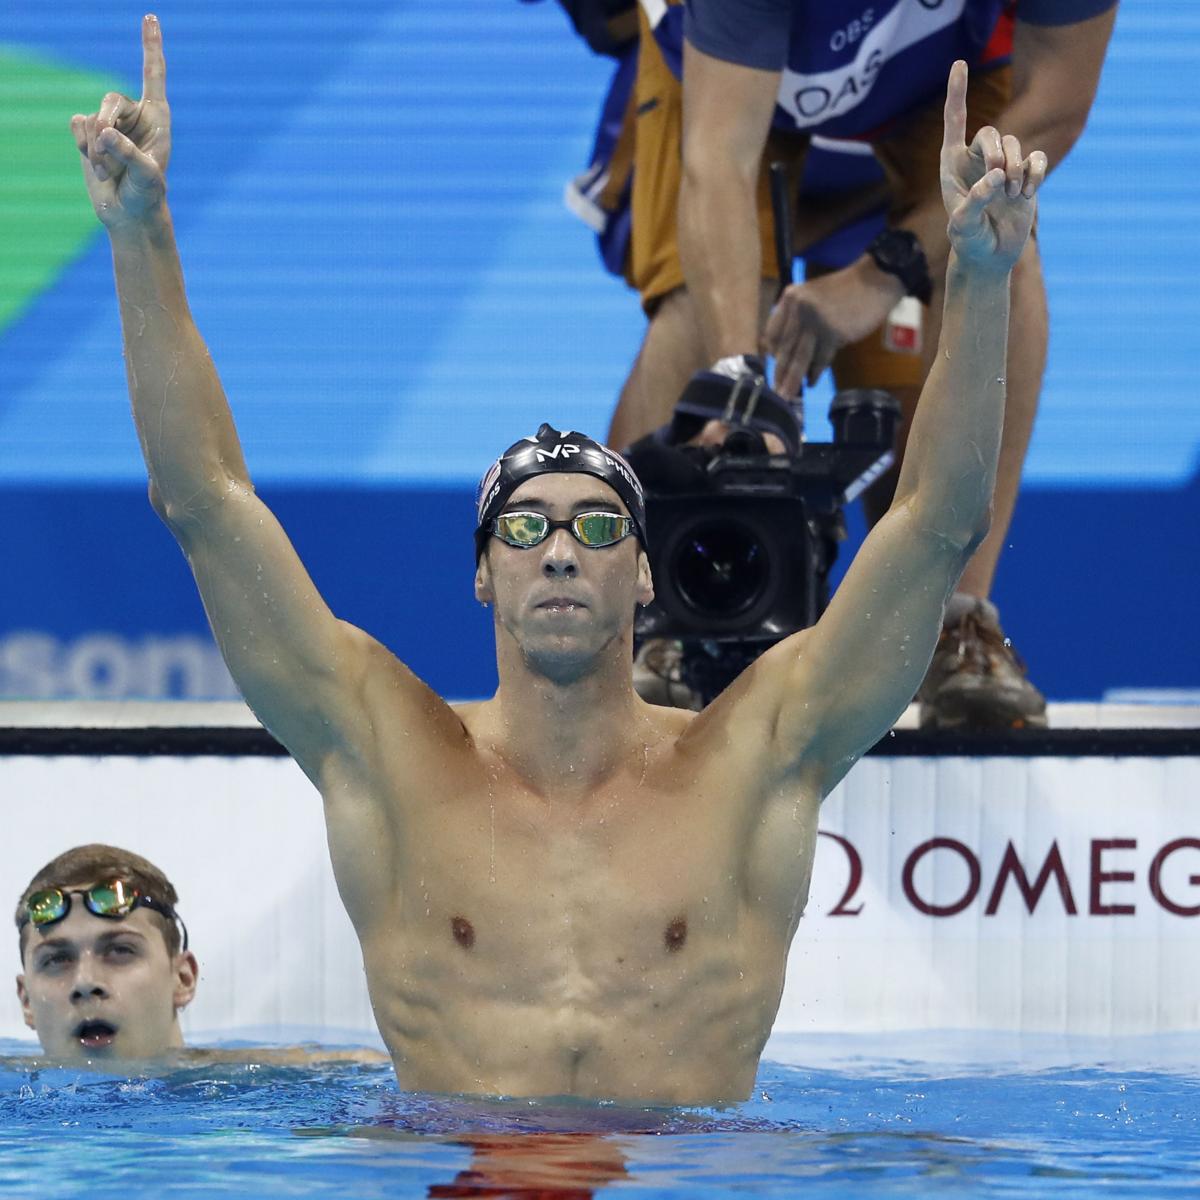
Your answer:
[2,1032,1198,1198]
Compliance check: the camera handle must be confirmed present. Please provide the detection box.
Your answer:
[768,161,795,299]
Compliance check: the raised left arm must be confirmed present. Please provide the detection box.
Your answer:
[744,63,1047,795]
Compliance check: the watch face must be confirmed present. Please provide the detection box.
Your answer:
[870,230,931,303]
[877,231,918,269]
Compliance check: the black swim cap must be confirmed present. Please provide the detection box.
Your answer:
[475,423,647,561]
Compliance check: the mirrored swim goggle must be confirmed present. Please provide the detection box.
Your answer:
[21,880,189,951]
[491,510,635,550]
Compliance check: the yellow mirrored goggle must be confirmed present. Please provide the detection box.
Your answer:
[492,511,634,550]
[23,879,189,950]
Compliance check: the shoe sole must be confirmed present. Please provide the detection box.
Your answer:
[920,692,1049,732]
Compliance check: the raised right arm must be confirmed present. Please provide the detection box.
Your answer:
[71,18,460,829]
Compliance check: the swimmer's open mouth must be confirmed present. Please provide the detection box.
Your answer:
[536,596,588,610]
[74,1019,118,1049]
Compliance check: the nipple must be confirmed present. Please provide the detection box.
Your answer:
[664,916,687,953]
[451,915,476,949]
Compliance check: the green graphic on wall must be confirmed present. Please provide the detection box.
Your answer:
[0,47,126,334]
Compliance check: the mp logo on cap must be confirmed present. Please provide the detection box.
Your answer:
[535,443,580,463]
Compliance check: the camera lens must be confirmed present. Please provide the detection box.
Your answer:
[722,429,768,456]
[829,388,901,448]
[672,519,769,619]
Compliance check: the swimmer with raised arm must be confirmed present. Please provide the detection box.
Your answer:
[73,17,1043,1102]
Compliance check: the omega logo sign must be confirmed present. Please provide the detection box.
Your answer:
[815,832,1200,918]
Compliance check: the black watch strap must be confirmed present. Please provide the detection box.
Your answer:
[867,229,933,306]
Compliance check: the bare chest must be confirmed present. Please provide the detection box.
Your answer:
[377,762,772,984]
[351,752,811,1097]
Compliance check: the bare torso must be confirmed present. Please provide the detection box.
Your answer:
[79,10,1033,1112]
[322,673,821,1105]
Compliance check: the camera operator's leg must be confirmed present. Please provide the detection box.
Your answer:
[608,282,781,451]
[608,288,703,451]
[609,0,705,453]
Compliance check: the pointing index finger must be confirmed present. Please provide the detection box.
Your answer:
[942,60,967,153]
[142,13,167,103]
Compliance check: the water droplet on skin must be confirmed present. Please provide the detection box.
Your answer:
[489,801,496,884]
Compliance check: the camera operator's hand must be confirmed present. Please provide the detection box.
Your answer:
[762,260,901,400]
[941,60,1046,273]
[69,14,171,232]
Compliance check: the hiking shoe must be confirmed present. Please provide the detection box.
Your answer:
[634,639,703,710]
[919,595,1048,731]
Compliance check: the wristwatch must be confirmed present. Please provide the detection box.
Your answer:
[866,229,933,306]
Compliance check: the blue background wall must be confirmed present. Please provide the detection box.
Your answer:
[0,0,1196,701]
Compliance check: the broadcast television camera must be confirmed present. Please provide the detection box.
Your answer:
[624,377,900,706]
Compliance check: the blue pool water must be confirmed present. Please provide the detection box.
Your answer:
[2,1032,1198,1198]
